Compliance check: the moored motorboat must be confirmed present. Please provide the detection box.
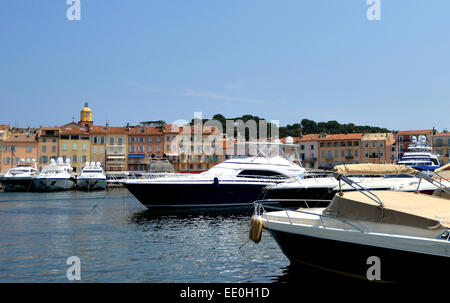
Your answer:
[33,158,76,191]
[251,164,450,282]
[77,161,107,190]
[0,159,38,192]
[123,142,306,209]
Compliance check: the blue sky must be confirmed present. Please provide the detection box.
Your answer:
[0,0,449,131]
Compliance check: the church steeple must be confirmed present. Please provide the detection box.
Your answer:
[79,102,93,127]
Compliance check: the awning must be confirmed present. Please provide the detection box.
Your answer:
[128,154,145,158]
[107,156,125,159]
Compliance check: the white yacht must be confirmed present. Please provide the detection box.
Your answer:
[250,164,450,282]
[264,172,438,207]
[77,161,107,190]
[34,157,76,191]
[398,135,440,171]
[123,142,306,209]
[0,159,38,192]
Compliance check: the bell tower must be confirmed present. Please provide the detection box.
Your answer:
[79,102,93,127]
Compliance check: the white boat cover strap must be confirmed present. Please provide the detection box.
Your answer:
[324,191,450,230]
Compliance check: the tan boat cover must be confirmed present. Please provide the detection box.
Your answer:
[435,163,450,173]
[333,164,418,179]
[324,191,450,230]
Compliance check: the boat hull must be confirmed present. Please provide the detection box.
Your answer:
[0,177,35,192]
[77,178,107,190]
[123,182,271,208]
[33,178,76,191]
[267,228,449,282]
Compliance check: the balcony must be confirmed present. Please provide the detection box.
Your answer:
[345,156,354,160]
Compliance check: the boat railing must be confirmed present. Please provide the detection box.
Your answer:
[253,200,365,233]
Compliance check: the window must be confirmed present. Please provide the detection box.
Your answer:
[334,150,338,157]
[139,137,144,143]
[138,146,144,152]
[237,170,287,178]
[42,145,47,153]
[130,146,135,152]
[40,156,48,163]
[355,150,358,157]
[100,146,104,154]
[310,145,314,150]
[73,143,77,150]
[118,147,123,154]
[167,136,170,141]
[52,146,56,153]
[197,164,202,169]
[82,155,87,163]
[118,138,123,145]
[148,138,152,143]
[327,151,332,158]
[62,143,67,151]
[157,146,161,152]
[110,138,114,145]
[398,136,404,142]
[42,138,47,143]
[109,147,114,154]
[166,145,170,151]
[52,138,57,143]
[156,138,161,143]
[93,146,97,153]
[72,155,77,163]
[82,143,87,151]
[321,150,325,157]
[4,157,10,164]
[130,137,135,143]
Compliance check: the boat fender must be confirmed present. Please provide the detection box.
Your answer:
[213,177,219,188]
[249,216,263,243]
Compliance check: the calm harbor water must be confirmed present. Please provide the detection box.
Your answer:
[0,189,293,282]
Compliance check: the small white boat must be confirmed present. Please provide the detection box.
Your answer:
[251,164,450,282]
[77,161,107,191]
[34,158,76,191]
[0,159,38,192]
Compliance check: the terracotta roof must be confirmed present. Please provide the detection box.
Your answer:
[433,132,450,137]
[59,125,90,135]
[90,125,108,135]
[297,134,320,142]
[4,133,37,143]
[0,125,9,131]
[128,126,163,136]
[397,129,433,136]
[362,133,393,141]
[164,124,181,134]
[317,133,363,141]
[105,126,130,135]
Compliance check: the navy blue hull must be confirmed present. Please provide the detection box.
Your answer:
[268,229,449,283]
[0,178,35,192]
[124,182,270,208]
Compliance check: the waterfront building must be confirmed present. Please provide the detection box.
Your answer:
[127,125,164,172]
[432,130,450,165]
[317,133,363,169]
[176,125,223,173]
[395,129,435,161]
[90,125,107,167]
[163,124,181,171]
[361,133,395,164]
[37,127,60,171]
[296,134,320,169]
[1,130,38,174]
[105,126,129,173]
[0,125,10,174]
[59,122,91,173]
